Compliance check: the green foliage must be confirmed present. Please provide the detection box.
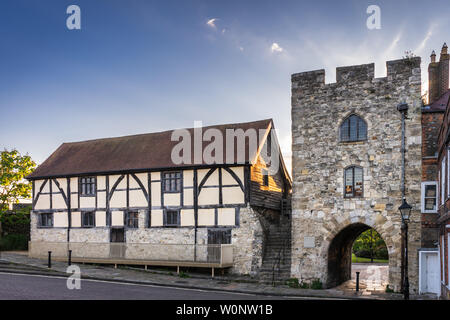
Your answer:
[0,149,36,216]
[310,279,323,290]
[285,278,299,288]
[285,278,321,289]
[353,229,388,262]
[178,271,190,278]
[0,233,28,251]
[385,285,394,293]
[0,207,31,236]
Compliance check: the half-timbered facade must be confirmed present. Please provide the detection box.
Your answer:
[27,119,291,276]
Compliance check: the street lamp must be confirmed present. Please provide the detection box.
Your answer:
[399,197,412,300]
[397,102,411,300]
[399,198,412,222]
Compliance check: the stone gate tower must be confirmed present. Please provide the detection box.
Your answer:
[291,58,422,292]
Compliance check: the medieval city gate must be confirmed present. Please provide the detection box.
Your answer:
[327,222,389,288]
[290,58,422,292]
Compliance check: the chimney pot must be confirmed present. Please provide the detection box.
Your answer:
[442,43,448,55]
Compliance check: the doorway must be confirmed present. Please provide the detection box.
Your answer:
[110,227,125,258]
[327,223,389,292]
[207,228,231,263]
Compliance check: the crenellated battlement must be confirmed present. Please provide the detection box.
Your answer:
[291,57,421,92]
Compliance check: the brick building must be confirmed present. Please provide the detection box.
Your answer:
[419,44,449,295]
[432,43,450,300]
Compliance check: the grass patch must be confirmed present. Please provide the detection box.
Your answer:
[352,253,388,264]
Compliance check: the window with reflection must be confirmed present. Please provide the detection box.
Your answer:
[340,115,367,142]
[344,166,363,198]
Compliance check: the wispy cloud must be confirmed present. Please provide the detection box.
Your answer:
[271,42,283,53]
[206,18,218,29]
[415,23,437,55]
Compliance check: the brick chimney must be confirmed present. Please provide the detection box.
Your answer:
[429,43,449,104]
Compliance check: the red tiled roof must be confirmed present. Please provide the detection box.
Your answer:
[423,89,450,113]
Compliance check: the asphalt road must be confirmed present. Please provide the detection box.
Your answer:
[0,272,300,300]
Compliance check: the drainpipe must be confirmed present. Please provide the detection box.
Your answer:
[397,102,409,294]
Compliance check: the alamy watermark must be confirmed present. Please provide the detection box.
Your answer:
[170,121,280,175]
[366,5,381,30]
[66,5,81,30]
[66,265,81,290]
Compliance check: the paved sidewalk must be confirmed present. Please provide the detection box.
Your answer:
[0,252,436,300]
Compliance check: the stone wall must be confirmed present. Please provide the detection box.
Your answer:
[29,207,265,275]
[230,206,264,275]
[291,58,422,292]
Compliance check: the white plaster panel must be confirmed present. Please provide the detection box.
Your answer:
[97,176,106,190]
[218,208,235,226]
[183,170,194,187]
[97,191,106,209]
[181,209,195,226]
[222,186,245,204]
[198,187,219,205]
[35,195,50,210]
[183,188,193,206]
[52,193,67,210]
[151,210,163,227]
[130,173,148,190]
[70,178,78,193]
[110,190,126,208]
[151,182,161,206]
[80,196,96,209]
[71,194,78,209]
[96,211,106,227]
[198,209,215,226]
[111,211,124,226]
[71,211,81,228]
[164,193,180,206]
[129,189,148,207]
[151,172,161,181]
[54,212,68,227]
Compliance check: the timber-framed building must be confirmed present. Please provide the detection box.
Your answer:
[27,119,292,277]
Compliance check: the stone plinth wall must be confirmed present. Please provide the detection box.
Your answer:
[291,58,422,292]
[230,206,264,275]
[29,206,265,274]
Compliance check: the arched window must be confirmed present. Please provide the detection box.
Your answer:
[344,166,363,198]
[340,115,367,142]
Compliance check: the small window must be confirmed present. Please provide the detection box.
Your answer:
[126,211,139,228]
[81,211,95,228]
[340,115,367,142]
[164,210,179,227]
[39,213,53,227]
[421,182,437,213]
[80,177,96,196]
[262,169,269,187]
[162,172,182,193]
[344,166,363,198]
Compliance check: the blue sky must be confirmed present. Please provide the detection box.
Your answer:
[1,0,449,173]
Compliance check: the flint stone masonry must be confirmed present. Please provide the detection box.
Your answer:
[291,58,422,292]
[30,206,264,275]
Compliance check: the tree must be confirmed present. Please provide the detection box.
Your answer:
[353,228,387,262]
[0,149,36,237]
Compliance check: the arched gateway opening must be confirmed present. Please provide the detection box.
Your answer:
[327,223,389,289]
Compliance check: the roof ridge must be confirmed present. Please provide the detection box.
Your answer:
[63,118,273,145]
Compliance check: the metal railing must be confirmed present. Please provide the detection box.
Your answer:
[29,241,233,266]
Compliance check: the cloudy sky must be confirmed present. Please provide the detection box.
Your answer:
[1,0,449,174]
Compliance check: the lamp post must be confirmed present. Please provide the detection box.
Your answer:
[399,198,412,300]
[397,102,411,300]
